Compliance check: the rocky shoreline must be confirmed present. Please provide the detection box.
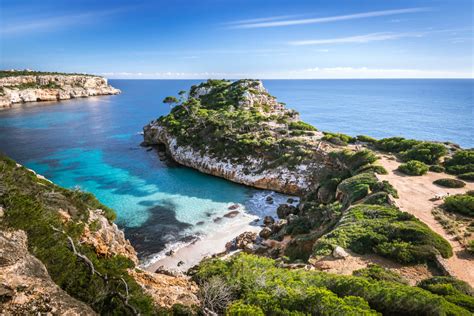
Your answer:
[0,73,120,108]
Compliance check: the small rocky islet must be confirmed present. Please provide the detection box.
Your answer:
[1,74,473,314]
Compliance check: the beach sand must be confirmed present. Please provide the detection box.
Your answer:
[143,212,261,273]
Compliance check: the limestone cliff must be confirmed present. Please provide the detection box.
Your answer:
[143,79,340,195]
[0,73,120,108]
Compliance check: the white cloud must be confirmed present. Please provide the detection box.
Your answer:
[284,67,472,79]
[289,32,423,46]
[1,8,126,36]
[229,8,430,29]
[100,67,471,79]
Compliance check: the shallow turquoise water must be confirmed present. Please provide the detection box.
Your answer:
[0,79,472,260]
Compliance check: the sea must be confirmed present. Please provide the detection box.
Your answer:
[0,79,472,263]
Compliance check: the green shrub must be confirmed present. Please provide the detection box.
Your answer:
[444,150,474,175]
[193,254,469,315]
[322,132,356,146]
[356,135,377,143]
[468,240,474,254]
[288,121,317,131]
[353,264,408,284]
[312,204,452,263]
[329,149,378,174]
[458,172,474,181]
[336,172,378,204]
[375,137,421,152]
[372,180,399,198]
[398,160,429,176]
[400,142,447,164]
[418,276,474,312]
[430,165,445,173]
[443,193,474,216]
[433,178,466,188]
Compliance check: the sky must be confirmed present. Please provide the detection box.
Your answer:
[0,0,473,79]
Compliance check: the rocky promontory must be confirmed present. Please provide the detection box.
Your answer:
[143,79,340,195]
[0,70,120,108]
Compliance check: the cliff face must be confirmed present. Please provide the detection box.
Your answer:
[0,230,96,315]
[0,74,120,108]
[143,79,339,195]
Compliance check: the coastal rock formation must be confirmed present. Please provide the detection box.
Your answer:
[0,154,198,314]
[0,230,96,315]
[0,73,120,108]
[143,79,339,195]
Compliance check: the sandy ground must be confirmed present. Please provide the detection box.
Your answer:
[314,249,435,285]
[144,212,261,273]
[376,154,474,285]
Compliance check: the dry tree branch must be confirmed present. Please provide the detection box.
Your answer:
[50,225,139,315]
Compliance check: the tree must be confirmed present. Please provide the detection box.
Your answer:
[162,96,178,111]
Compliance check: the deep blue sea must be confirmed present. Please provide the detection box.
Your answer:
[0,79,472,261]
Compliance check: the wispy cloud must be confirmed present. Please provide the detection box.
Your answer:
[228,7,430,29]
[100,66,471,79]
[1,8,126,36]
[289,32,423,46]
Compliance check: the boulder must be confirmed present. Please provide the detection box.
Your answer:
[259,227,272,239]
[277,204,297,219]
[332,246,349,259]
[266,196,274,204]
[263,215,275,226]
[235,232,258,249]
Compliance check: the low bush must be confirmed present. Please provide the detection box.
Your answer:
[322,132,356,146]
[288,121,317,131]
[468,240,474,254]
[458,172,474,181]
[433,178,466,188]
[443,193,474,216]
[353,264,408,284]
[312,204,452,263]
[444,150,474,175]
[375,137,421,152]
[398,160,429,176]
[356,135,377,143]
[193,253,469,315]
[400,142,447,164]
[418,276,474,312]
[336,172,378,205]
[430,165,445,173]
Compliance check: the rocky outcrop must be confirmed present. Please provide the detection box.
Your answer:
[0,230,96,315]
[143,79,338,195]
[80,209,138,265]
[0,74,120,108]
[143,125,319,195]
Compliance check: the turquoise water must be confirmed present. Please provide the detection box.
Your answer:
[0,79,472,259]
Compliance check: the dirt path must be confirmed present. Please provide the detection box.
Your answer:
[376,155,474,285]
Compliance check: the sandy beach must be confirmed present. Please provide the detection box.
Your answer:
[143,212,261,273]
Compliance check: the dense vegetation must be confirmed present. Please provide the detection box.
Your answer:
[398,160,429,176]
[312,204,452,263]
[0,154,155,314]
[157,79,322,170]
[352,264,408,284]
[193,253,471,315]
[0,70,94,78]
[374,137,447,164]
[444,150,474,180]
[443,192,474,217]
[418,276,474,312]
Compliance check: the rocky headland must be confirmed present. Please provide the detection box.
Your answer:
[0,70,120,108]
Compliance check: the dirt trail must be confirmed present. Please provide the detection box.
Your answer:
[376,155,474,285]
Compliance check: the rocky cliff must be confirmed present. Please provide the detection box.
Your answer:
[0,73,120,108]
[143,79,340,195]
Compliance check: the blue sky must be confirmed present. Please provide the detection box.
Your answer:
[0,0,472,78]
